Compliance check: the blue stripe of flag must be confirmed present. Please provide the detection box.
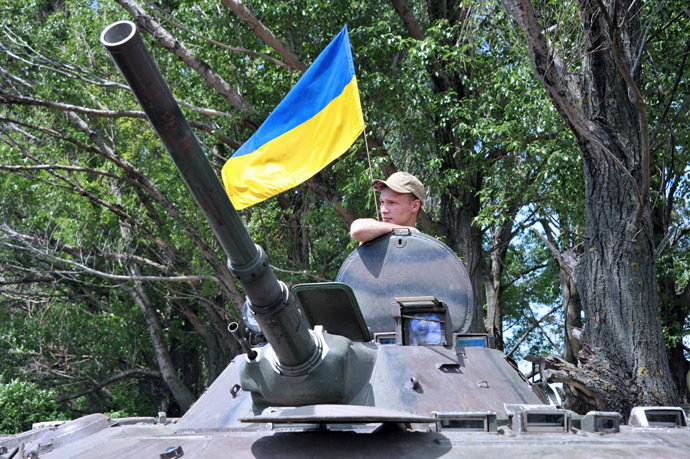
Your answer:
[231,26,355,159]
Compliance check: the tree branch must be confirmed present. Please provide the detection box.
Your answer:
[1,24,128,90]
[650,40,690,148]
[60,110,243,304]
[0,223,173,274]
[502,263,548,290]
[0,277,54,286]
[503,0,645,228]
[0,163,121,178]
[147,1,292,71]
[506,303,561,358]
[221,0,307,72]
[0,91,241,149]
[0,240,221,285]
[113,0,256,114]
[502,0,589,137]
[654,225,676,259]
[55,368,162,403]
[390,0,425,40]
[672,224,690,246]
[2,133,169,252]
[1,115,244,306]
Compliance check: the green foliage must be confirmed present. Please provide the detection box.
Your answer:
[1,0,688,419]
[0,380,72,434]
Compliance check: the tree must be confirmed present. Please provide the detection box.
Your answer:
[0,380,72,434]
[385,0,575,347]
[2,0,686,419]
[1,0,245,415]
[643,0,690,402]
[503,0,685,412]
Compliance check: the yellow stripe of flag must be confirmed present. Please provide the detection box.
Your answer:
[221,26,364,210]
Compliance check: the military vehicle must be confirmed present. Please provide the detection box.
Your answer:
[1,20,688,458]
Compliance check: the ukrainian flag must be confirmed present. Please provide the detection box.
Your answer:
[221,26,364,210]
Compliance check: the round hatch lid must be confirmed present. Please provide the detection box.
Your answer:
[336,231,474,336]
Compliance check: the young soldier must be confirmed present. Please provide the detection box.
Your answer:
[350,172,425,243]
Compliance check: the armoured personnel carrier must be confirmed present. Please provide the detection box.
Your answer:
[1,20,688,458]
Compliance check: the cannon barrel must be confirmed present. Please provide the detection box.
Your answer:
[100,20,317,370]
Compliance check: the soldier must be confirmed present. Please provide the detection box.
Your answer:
[350,172,425,243]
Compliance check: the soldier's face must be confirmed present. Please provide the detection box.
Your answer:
[380,188,420,227]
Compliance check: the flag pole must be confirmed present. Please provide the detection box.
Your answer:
[362,128,380,221]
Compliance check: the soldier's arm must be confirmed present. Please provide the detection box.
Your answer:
[350,218,418,243]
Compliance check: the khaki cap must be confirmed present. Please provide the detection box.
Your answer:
[372,172,425,202]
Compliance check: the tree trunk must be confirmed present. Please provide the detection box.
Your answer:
[485,217,516,349]
[652,184,690,403]
[175,294,239,384]
[574,0,676,408]
[391,0,488,332]
[560,255,582,364]
[122,276,196,413]
[576,137,675,408]
[442,188,487,333]
[277,193,310,270]
[657,273,690,403]
[484,272,502,349]
[535,226,583,363]
[504,0,679,411]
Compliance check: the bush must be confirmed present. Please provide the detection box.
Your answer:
[0,379,71,434]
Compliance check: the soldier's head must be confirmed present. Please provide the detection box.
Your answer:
[371,172,424,226]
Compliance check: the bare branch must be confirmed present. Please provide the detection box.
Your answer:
[2,130,169,251]
[0,163,120,178]
[673,224,690,245]
[502,263,548,290]
[55,368,162,403]
[221,0,307,72]
[1,223,172,274]
[0,90,142,118]
[536,206,588,241]
[0,277,54,286]
[146,1,292,71]
[506,303,561,358]
[113,0,256,114]
[0,240,220,285]
[650,41,690,148]
[532,226,577,277]
[56,111,243,305]
[390,0,425,40]
[0,91,240,149]
[631,0,670,75]
[645,8,687,45]
[0,26,128,91]
[0,64,32,88]
[654,225,676,259]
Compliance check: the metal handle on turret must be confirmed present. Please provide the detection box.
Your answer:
[100,20,317,370]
